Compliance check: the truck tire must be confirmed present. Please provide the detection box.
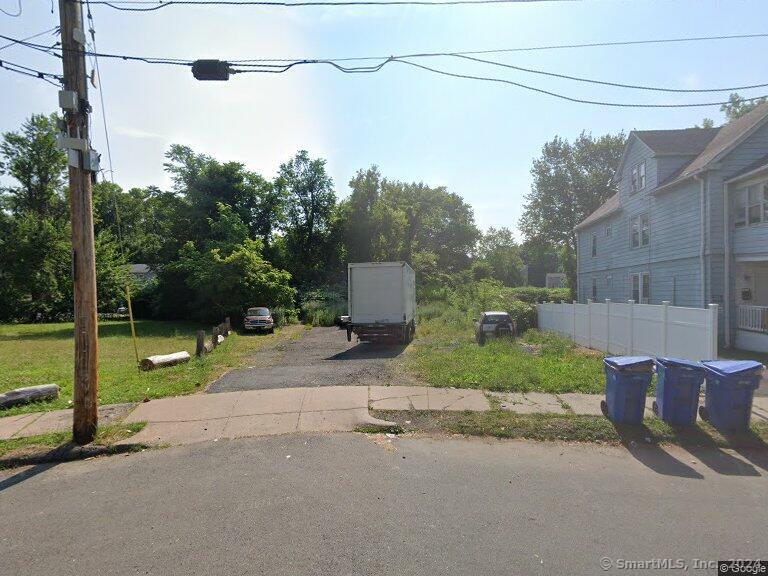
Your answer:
[347,326,352,342]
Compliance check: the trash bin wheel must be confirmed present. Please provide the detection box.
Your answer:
[600,400,609,419]
[698,405,709,422]
[651,401,658,416]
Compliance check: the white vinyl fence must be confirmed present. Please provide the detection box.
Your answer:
[537,300,718,361]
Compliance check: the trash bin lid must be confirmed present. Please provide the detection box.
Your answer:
[604,356,654,370]
[656,357,704,371]
[701,360,765,377]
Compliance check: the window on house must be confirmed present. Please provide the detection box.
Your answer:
[591,277,597,301]
[631,272,650,304]
[733,188,747,228]
[606,274,612,288]
[591,233,597,257]
[630,214,650,248]
[733,179,768,227]
[605,224,612,237]
[630,162,646,193]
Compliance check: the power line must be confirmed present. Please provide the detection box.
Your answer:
[0,26,58,52]
[5,31,768,107]
[389,58,768,108]
[86,0,579,10]
[226,32,768,63]
[450,54,768,93]
[0,57,62,86]
[0,0,22,17]
[9,32,768,95]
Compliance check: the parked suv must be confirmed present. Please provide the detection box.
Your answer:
[474,311,515,345]
[244,307,274,333]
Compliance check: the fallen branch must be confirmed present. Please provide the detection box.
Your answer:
[140,351,191,371]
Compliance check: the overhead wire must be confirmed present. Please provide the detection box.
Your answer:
[86,0,580,11]
[0,0,22,17]
[0,57,62,86]
[0,26,58,52]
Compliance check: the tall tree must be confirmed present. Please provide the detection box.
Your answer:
[343,166,382,263]
[476,227,525,286]
[519,131,626,292]
[275,150,337,285]
[0,113,67,219]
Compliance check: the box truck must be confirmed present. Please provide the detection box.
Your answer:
[346,262,416,344]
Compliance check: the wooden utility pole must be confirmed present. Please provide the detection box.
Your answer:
[58,0,99,444]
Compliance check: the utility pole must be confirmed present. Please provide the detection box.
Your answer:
[58,0,99,444]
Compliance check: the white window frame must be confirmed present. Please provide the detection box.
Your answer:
[591,233,597,257]
[630,272,650,304]
[630,161,646,194]
[733,178,768,228]
[630,213,650,248]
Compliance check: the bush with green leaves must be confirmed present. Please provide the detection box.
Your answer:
[299,286,347,327]
[507,286,571,304]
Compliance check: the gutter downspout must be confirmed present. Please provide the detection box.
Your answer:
[695,174,706,308]
[724,182,731,348]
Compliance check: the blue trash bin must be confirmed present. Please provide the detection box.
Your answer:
[602,356,654,424]
[653,357,705,426]
[700,360,764,433]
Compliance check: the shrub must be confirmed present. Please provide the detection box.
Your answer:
[271,306,299,327]
[508,286,571,304]
[299,286,347,327]
[507,300,537,332]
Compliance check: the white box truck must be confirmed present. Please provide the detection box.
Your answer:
[346,262,416,344]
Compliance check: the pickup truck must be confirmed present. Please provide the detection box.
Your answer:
[243,307,275,333]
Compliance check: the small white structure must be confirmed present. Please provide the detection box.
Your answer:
[129,263,156,284]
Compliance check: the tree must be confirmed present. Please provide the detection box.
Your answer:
[721,93,768,123]
[519,131,626,293]
[172,238,296,324]
[0,113,67,219]
[164,144,284,246]
[343,166,382,263]
[275,150,338,285]
[476,227,525,286]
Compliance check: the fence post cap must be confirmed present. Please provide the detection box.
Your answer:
[627,299,635,304]
[605,298,611,303]
[662,300,670,305]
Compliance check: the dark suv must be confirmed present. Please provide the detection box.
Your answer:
[474,311,516,345]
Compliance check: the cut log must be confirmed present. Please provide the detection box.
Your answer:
[0,384,60,409]
[216,334,225,345]
[140,351,191,372]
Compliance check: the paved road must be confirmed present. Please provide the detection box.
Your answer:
[210,326,417,392]
[2,434,766,575]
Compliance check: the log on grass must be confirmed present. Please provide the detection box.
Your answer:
[140,351,191,372]
[0,384,60,409]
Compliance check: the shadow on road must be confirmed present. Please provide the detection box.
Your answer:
[326,342,408,361]
[670,426,761,477]
[0,462,58,493]
[613,423,704,479]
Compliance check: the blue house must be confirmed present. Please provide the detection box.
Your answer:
[575,102,768,352]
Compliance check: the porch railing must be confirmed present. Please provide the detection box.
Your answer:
[737,305,768,333]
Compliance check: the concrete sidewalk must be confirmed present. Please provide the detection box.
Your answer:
[2,386,767,446]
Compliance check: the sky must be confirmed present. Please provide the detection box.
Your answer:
[2,0,768,237]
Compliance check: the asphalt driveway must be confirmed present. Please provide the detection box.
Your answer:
[209,326,417,392]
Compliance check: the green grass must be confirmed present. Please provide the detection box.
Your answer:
[371,409,768,447]
[0,320,300,416]
[408,316,606,393]
[0,422,147,462]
